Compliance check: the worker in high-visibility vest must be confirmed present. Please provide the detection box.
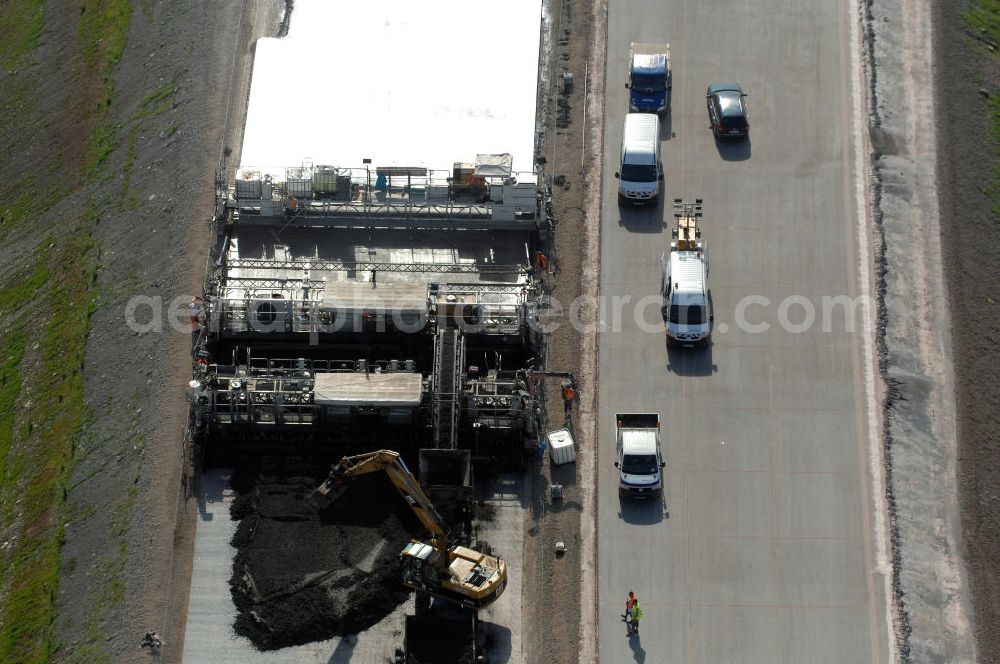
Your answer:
[624,591,642,635]
[562,381,576,416]
[535,251,549,271]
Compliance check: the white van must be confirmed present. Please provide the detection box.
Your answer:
[616,113,662,205]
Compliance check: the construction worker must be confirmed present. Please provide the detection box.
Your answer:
[562,380,576,416]
[631,597,643,635]
[535,250,549,272]
[189,296,203,331]
[624,591,642,635]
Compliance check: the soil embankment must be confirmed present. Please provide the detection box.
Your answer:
[50,2,282,662]
[933,0,1000,661]
[863,0,979,659]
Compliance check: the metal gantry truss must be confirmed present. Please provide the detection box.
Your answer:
[226,258,525,275]
[435,282,531,295]
[432,328,465,450]
[221,276,328,292]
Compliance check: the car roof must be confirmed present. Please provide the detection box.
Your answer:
[622,113,660,162]
[669,251,707,292]
[708,82,743,95]
[718,93,745,117]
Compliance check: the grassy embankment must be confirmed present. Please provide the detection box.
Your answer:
[966,0,1000,216]
[0,1,133,662]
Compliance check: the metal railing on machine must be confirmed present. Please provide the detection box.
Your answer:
[227,163,542,226]
[225,258,526,276]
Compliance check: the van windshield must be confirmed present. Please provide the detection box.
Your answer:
[622,454,659,475]
[621,164,657,183]
[669,304,705,325]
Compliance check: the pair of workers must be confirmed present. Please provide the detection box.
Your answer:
[624,591,643,635]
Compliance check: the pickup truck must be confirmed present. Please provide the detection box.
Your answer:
[627,43,672,113]
[663,199,712,347]
[614,413,665,497]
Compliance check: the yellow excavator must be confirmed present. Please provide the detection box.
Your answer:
[310,450,508,609]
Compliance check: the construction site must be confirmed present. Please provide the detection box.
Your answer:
[179,1,567,660]
[9,0,998,661]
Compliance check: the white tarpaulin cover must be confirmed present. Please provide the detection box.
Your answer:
[239,0,543,178]
[474,153,514,178]
[313,372,423,407]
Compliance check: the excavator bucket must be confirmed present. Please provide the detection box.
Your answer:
[306,476,350,511]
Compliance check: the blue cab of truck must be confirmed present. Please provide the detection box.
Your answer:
[627,45,671,114]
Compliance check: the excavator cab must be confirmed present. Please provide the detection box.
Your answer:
[400,541,443,590]
[401,541,505,610]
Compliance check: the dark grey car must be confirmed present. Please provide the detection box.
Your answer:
[706,83,749,138]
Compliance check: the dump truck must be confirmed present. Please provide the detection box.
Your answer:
[627,42,672,113]
[614,413,665,497]
[311,450,508,609]
[395,612,479,664]
[662,199,712,347]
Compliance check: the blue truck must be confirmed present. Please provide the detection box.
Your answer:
[627,43,672,114]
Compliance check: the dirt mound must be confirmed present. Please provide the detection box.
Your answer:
[229,468,422,650]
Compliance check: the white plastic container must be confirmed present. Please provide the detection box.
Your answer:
[312,165,339,196]
[548,428,576,465]
[235,170,262,199]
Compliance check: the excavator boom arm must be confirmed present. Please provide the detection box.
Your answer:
[383,463,448,540]
[314,450,448,542]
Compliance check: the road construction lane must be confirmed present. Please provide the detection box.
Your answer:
[596,0,891,661]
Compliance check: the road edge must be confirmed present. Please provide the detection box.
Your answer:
[847,0,898,660]
[578,0,609,660]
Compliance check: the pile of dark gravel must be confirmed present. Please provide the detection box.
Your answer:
[229,467,422,650]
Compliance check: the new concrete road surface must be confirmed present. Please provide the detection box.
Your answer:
[597,0,892,662]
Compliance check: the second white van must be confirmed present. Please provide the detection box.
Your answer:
[616,113,662,205]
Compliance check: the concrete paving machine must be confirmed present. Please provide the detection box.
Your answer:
[310,450,508,609]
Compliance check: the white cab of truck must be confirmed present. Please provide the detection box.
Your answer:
[614,413,664,497]
[662,199,712,346]
[616,113,662,205]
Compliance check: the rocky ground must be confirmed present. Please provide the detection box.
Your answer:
[932,0,1000,661]
[48,2,283,663]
